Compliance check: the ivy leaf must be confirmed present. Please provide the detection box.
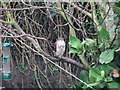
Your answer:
[108,82,120,88]
[69,36,81,49]
[100,65,111,76]
[85,38,95,46]
[113,7,120,14]
[79,70,89,82]
[99,49,115,64]
[89,68,103,82]
[86,82,100,87]
[77,40,86,50]
[113,1,120,14]
[69,48,79,53]
[98,28,110,43]
[106,76,113,82]
[99,82,106,88]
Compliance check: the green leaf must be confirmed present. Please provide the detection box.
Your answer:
[100,65,111,76]
[86,82,100,87]
[69,36,81,49]
[69,48,79,53]
[76,38,95,51]
[99,82,106,88]
[73,82,84,88]
[108,82,120,88]
[24,66,28,71]
[89,68,101,78]
[114,1,120,7]
[99,49,115,64]
[77,40,86,50]
[85,38,95,46]
[101,70,105,78]
[89,68,103,81]
[105,76,113,82]
[113,7,120,14]
[98,28,110,43]
[96,76,103,82]
[80,70,89,82]
[113,1,120,14]
[52,68,59,72]
[78,42,85,49]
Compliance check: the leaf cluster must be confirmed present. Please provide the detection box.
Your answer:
[69,28,120,88]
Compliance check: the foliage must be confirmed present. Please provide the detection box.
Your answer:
[113,1,120,14]
[0,1,119,88]
[69,28,120,88]
[51,68,59,72]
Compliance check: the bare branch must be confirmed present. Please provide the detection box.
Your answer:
[0,6,53,11]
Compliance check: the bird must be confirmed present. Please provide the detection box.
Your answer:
[55,38,65,57]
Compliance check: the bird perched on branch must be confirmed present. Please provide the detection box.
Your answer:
[55,38,65,57]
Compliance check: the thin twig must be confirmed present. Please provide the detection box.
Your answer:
[0,6,53,11]
[16,38,94,89]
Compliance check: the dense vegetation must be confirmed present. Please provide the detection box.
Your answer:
[0,1,120,89]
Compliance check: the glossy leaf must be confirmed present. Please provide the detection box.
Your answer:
[89,68,103,81]
[87,82,99,87]
[113,7,120,14]
[96,76,103,82]
[100,65,111,76]
[101,70,105,78]
[80,70,89,82]
[99,82,106,88]
[69,48,79,53]
[85,38,95,46]
[98,28,110,43]
[99,49,115,64]
[105,76,113,82]
[69,36,81,49]
[77,41,85,49]
[113,1,120,14]
[108,82,120,88]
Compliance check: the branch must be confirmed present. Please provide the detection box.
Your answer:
[71,3,92,18]
[47,56,87,71]
[0,34,88,71]
[16,38,88,71]
[0,19,48,56]
[0,6,53,11]
[60,57,88,71]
